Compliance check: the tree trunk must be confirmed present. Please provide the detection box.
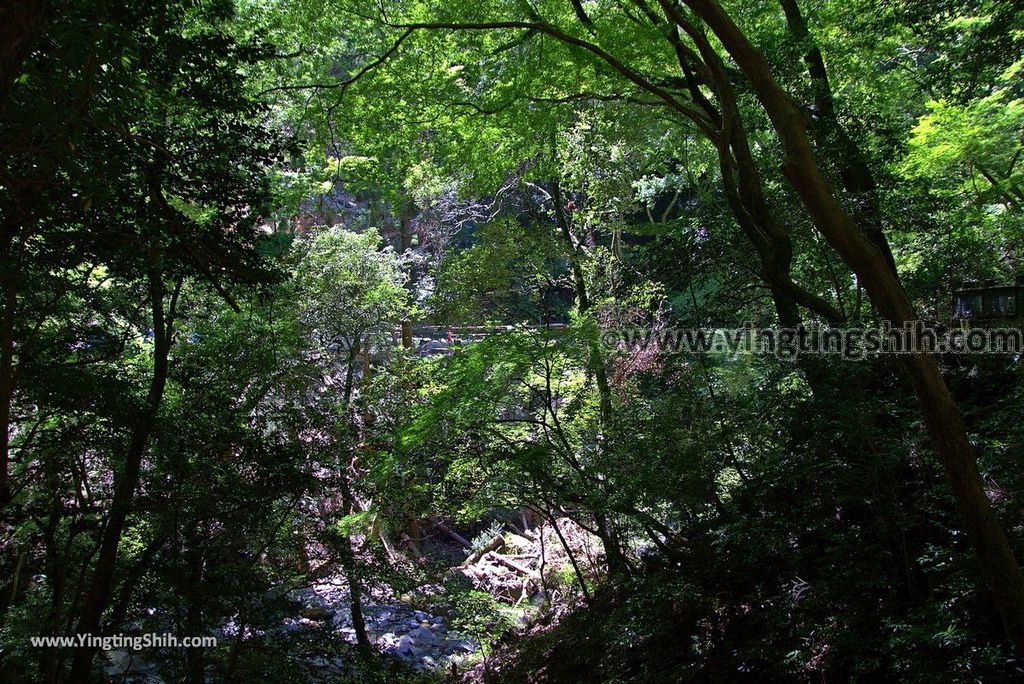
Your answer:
[67,264,174,683]
[399,200,416,352]
[547,514,591,603]
[678,0,1024,648]
[184,529,206,684]
[777,0,897,274]
[337,471,372,657]
[337,346,372,657]
[594,512,630,577]
[0,277,16,504]
[551,178,632,576]
[42,452,68,684]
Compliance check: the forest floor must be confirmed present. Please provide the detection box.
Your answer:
[286,577,478,673]
[99,519,600,682]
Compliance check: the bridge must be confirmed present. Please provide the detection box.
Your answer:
[405,323,568,356]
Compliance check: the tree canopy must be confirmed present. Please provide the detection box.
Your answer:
[3,1,1024,682]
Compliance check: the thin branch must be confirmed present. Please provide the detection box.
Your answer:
[571,0,597,34]
[258,28,414,100]
[385,20,716,136]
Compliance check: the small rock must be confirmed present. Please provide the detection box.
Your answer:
[289,588,314,602]
[302,606,332,620]
[102,650,130,675]
[504,533,533,552]
[448,640,475,653]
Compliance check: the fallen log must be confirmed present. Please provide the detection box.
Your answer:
[427,516,472,549]
[461,535,505,567]
[485,552,536,577]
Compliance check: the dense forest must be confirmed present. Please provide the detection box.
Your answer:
[2,0,1024,681]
